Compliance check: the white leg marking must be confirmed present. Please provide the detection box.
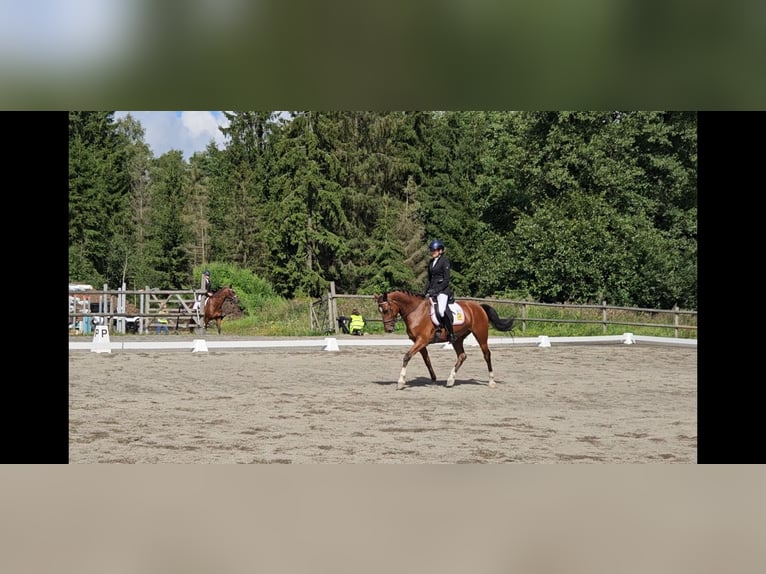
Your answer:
[397,366,407,389]
[446,366,457,387]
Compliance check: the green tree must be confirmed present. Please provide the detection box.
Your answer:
[266,112,351,297]
[68,111,133,286]
[68,110,697,311]
[417,111,488,295]
[113,112,156,289]
[145,150,192,288]
[208,111,278,268]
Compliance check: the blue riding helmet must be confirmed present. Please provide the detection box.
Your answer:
[428,240,444,251]
[203,270,210,276]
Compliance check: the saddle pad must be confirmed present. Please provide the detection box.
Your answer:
[429,301,465,326]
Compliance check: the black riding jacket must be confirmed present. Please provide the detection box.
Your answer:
[424,255,454,298]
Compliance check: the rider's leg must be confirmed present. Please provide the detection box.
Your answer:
[436,293,455,341]
[442,306,456,343]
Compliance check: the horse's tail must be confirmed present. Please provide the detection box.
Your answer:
[480,304,515,332]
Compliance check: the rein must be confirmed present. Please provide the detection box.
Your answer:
[384,293,425,328]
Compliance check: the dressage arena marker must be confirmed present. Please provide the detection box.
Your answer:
[538,335,551,348]
[323,337,340,351]
[70,334,695,353]
[91,325,111,354]
[192,339,209,353]
[622,332,635,345]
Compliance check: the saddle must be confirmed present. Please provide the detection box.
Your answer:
[428,299,465,326]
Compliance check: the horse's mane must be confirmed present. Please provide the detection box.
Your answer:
[381,289,426,301]
[402,290,426,299]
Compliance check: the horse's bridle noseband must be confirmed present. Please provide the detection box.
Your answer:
[377,299,398,332]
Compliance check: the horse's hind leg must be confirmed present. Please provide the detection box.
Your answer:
[445,340,467,387]
[419,347,438,384]
[478,340,496,388]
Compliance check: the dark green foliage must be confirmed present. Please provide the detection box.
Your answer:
[69,110,697,311]
[207,112,277,268]
[68,111,133,286]
[143,150,193,288]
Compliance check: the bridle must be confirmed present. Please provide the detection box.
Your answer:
[207,288,238,312]
[377,297,399,332]
[215,287,238,302]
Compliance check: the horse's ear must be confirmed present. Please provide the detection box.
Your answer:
[372,293,378,301]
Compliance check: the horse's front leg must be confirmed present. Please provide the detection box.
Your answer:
[398,339,429,390]
[446,339,468,387]
[216,318,222,335]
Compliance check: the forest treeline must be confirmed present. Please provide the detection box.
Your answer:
[68,111,697,310]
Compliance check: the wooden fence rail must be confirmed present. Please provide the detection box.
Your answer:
[68,285,206,334]
[69,283,697,338]
[312,282,697,338]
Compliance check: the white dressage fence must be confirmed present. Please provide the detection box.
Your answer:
[70,328,696,354]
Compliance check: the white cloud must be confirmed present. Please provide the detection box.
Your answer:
[115,111,230,160]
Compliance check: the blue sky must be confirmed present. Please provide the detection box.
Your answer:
[114,111,230,161]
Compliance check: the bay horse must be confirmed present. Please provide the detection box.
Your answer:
[203,286,239,334]
[374,290,515,390]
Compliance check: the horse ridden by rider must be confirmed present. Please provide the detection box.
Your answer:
[374,239,515,389]
[202,286,239,334]
[191,269,239,334]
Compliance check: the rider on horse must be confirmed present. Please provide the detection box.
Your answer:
[424,239,456,343]
[193,270,214,311]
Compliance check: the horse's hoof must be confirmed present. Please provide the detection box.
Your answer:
[446,380,455,388]
[488,380,497,388]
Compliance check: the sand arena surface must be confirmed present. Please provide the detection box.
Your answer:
[69,341,696,463]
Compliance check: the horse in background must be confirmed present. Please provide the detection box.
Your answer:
[374,290,515,390]
[203,286,239,334]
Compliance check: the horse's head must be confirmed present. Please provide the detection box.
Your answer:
[373,292,398,333]
[221,286,239,304]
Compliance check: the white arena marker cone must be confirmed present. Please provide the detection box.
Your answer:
[91,324,112,353]
[192,339,208,353]
[538,335,551,348]
[622,332,635,345]
[323,337,340,351]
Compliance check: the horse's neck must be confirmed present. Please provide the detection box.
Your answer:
[392,293,422,318]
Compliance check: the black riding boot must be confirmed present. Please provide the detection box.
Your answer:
[432,317,443,344]
[442,309,456,343]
